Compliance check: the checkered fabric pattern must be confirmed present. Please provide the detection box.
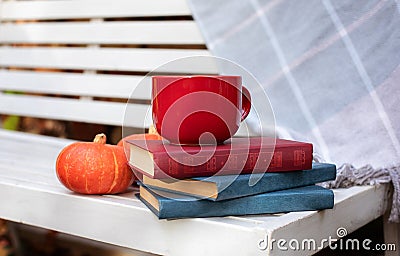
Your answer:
[188,0,400,168]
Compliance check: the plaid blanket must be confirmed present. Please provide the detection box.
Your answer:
[188,0,400,168]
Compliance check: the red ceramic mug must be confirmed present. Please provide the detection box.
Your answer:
[152,75,251,145]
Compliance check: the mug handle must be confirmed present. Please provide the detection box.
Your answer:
[241,86,251,121]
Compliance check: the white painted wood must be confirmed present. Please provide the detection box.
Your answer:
[0,128,75,147]
[0,0,192,21]
[0,130,390,256]
[0,21,205,45]
[0,47,217,74]
[0,70,151,99]
[0,94,152,127]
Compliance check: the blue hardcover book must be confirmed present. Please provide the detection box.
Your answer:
[142,162,336,201]
[139,185,334,219]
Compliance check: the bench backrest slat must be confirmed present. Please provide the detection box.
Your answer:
[0,21,205,45]
[0,93,150,127]
[0,70,150,99]
[0,47,215,73]
[0,0,192,21]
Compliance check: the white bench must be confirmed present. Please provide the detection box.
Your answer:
[0,1,396,255]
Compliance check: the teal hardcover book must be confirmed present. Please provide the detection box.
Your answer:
[142,162,336,201]
[139,185,334,219]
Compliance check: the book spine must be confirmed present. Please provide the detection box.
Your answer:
[151,144,313,179]
[153,185,334,219]
[215,163,336,201]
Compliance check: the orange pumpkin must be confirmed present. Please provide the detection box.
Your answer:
[117,133,162,147]
[56,133,134,194]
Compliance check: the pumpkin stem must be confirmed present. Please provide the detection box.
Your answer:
[93,133,107,144]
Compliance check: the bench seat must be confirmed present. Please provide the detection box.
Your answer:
[0,128,390,256]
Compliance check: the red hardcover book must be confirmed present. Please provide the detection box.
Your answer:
[127,137,312,179]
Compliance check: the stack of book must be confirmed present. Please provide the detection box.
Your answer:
[127,137,336,219]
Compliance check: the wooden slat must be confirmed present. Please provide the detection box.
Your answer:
[0,94,151,127]
[0,130,391,255]
[0,128,75,147]
[0,0,192,21]
[0,164,58,187]
[0,70,151,99]
[0,47,217,74]
[0,21,205,45]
